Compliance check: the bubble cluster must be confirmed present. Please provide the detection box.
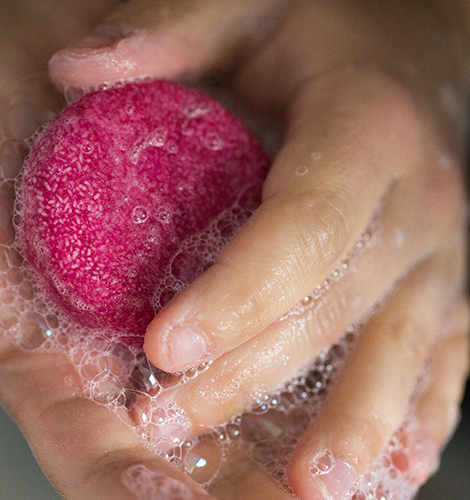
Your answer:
[122,464,195,500]
[179,336,354,491]
[178,331,433,500]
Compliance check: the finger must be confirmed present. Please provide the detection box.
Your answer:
[415,299,470,452]
[286,253,466,500]
[135,147,466,429]
[144,70,454,373]
[49,0,286,91]
[379,302,470,490]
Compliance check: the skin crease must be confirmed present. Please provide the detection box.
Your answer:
[0,1,469,499]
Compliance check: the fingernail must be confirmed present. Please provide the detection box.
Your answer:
[309,450,357,500]
[409,436,440,486]
[122,464,195,500]
[166,323,209,371]
[61,25,133,58]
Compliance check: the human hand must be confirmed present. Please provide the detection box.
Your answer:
[49,0,470,496]
[2,1,469,499]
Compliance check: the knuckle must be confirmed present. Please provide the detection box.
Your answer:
[307,285,349,343]
[292,188,352,270]
[390,318,430,369]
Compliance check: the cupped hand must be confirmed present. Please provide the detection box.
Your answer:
[50,0,470,496]
[50,0,470,372]
[1,0,469,499]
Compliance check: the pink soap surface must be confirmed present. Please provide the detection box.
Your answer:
[17,80,270,346]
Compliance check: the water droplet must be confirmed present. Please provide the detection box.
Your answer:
[301,295,312,306]
[184,102,209,118]
[89,372,123,404]
[166,140,178,154]
[162,423,187,447]
[204,132,224,151]
[226,424,241,439]
[185,456,207,474]
[132,206,148,223]
[240,410,286,442]
[295,166,308,176]
[156,207,171,224]
[181,119,194,137]
[146,226,160,243]
[311,151,321,161]
[81,141,94,154]
[309,450,335,475]
[150,126,168,147]
[0,305,19,330]
[64,86,85,104]
[18,312,50,349]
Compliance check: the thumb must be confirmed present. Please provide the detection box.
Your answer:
[49,0,286,92]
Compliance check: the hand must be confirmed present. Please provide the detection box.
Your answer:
[2,0,469,499]
[49,0,470,496]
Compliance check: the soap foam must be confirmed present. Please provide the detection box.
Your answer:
[122,464,195,500]
[0,202,433,499]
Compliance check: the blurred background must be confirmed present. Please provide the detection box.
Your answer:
[0,381,469,500]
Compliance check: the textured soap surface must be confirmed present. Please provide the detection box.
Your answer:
[16,80,270,345]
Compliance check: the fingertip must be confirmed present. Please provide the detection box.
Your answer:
[405,432,440,486]
[144,319,213,373]
[287,446,357,500]
[47,0,221,93]
[48,26,149,92]
[143,324,166,371]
